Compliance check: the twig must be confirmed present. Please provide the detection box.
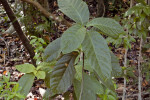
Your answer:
[122,48,128,100]
[138,37,143,100]
[122,1,134,99]
[20,0,72,27]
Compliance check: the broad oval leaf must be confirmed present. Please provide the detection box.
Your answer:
[15,64,36,73]
[43,38,61,62]
[18,73,35,97]
[86,18,124,39]
[61,24,86,54]
[110,52,122,78]
[50,52,78,94]
[82,31,112,79]
[58,0,89,25]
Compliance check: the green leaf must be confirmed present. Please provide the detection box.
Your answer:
[61,24,86,54]
[73,79,81,100]
[31,36,37,39]
[83,59,93,72]
[39,62,56,88]
[35,71,46,79]
[43,88,51,100]
[74,60,93,81]
[82,31,112,79]
[74,65,82,81]
[38,61,56,71]
[43,88,55,100]
[86,18,124,38]
[124,4,144,16]
[14,93,25,99]
[135,0,146,5]
[50,52,78,94]
[18,73,35,97]
[58,0,89,25]
[36,62,54,71]
[44,71,52,88]
[95,72,115,91]
[108,95,116,100]
[73,73,103,100]
[15,64,36,73]
[110,52,122,78]
[30,39,37,44]
[82,73,104,95]
[143,6,150,16]
[43,38,61,62]
[38,38,46,44]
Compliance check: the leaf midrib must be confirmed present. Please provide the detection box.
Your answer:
[87,32,103,73]
[89,23,122,31]
[65,0,84,24]
[87,32,111,78]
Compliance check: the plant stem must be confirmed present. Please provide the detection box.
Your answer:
[138,37,143,100]
[79,52,84,100]
[122,48,128,100]
[122,0,134,99]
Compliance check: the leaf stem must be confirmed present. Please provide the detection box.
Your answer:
[79,52,84,100]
